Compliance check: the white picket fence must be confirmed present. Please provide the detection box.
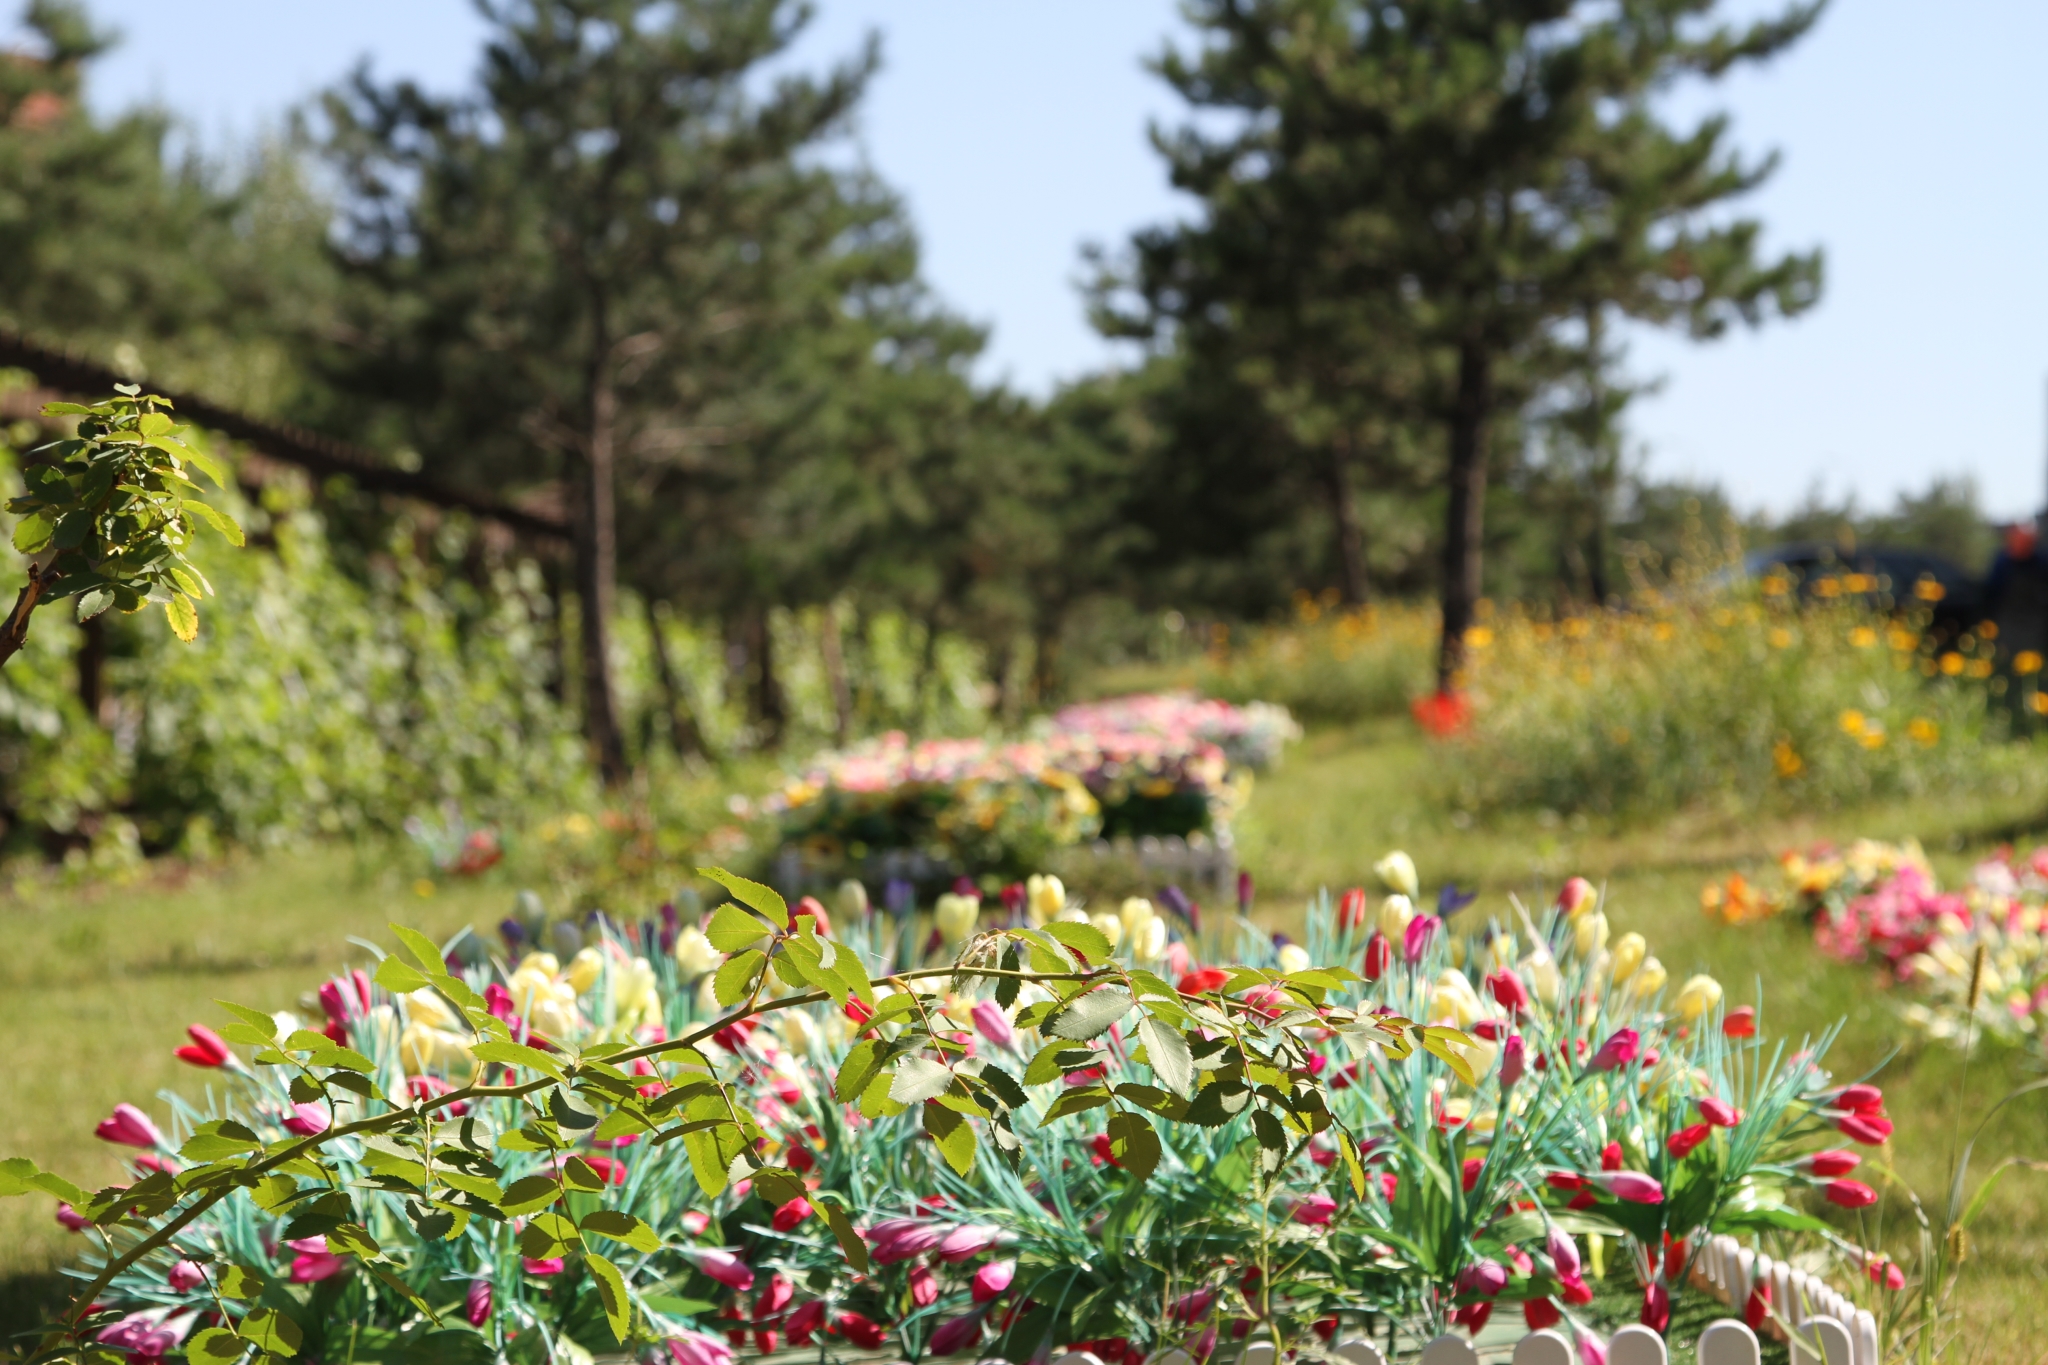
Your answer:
[1046,1232,1875,1365]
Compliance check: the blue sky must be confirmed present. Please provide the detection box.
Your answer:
[26,0,2048,525]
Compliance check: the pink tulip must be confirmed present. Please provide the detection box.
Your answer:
[54,1202,90,1232]
[1698,1096,1739,1127]
[292,1250,348,1283]
[1171,1286,1216,1321]
[1547,1227,1581,1280]
[1456,1259,1507,1298]
[523,1257,566,1277]
[867,1217,944,1265]
[1587,1028,1640,1072]
[1403,914,1441,965]
[1292,1193,1337,1225]
[174,1024,232,1068]
[1825,1179,1878,1208]
[94,1103,165,1150]
[1194,1324,1218,1362]
[282,1103,329,1136]
[1500,1034,1526,1087]
[682,1246,756,1290]
[757,1272,794,1317]
[1838,1113,1894,1145]
[1666,1123,1712,1159]
[96,1309,195,1357]
[786,1299,826,1345]
[936,1223,1007,1262]
[669,1330,737,1365]
[773,1197,813,1232]
[929,1311,986,1355]
[909,1262,938,1307]
[971,1000,1015,1050]
[1590,1170,1664,1204]
[973,1259,1015,1303]
[168,1260,207,1292]
[1641,1281,1670,1332]
[466,1280,493,1326]
[1557,877,1597,916]
[1578,1332,1608,1365]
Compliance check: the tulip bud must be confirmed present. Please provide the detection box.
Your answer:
[1025,875,1065,925]
[1574,911,1609,958]
[1337,887,1369,931]
[1521,945,1562,1004]
[1825,1179,1878,1208]
[1835,1083,1884,1115]
[1487,969,1531,1014]
[1277,943,1311,974]
[1666,1123,1711,1159]
[674,926,722,977]
[1375,851,1420,899]
[173,1024,232,1068]
[1362,932,1392,981]
[1547,1227,1581,1280]
[1674,974,1723,1022]
[1609,932,1646,984]
[1557,876,1597,918]
[1838,1112,1894,1145]
[1456,1259,1508,1298]
[466,1280,493,1327]
[1590,1170,1664,1203]
[1797,1149,1860,1176]
[1698,1096,1739,1127]
[1404,914,1440,965]
[1641,1281,1670,1333]
[1628,956,1667,1000]
[1120,897,1157,939]
[835,878,870,920]
[935,893,980,946]
[930,1312,986,1355]
[1499,1034,1526,1088]
[773,1197,813,1231]
[1587,1028,1640,1072]
[1377,894,1416,942]
[973,1259,1016,1303]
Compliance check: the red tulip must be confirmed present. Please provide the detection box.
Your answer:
[930,1312,986,1355]
[1824,1179,1878,1209]
[1835,1084,1884,1115]
[1666,1123,1712,1160]
[1178,967,1231,995]
[833,1311,887,1350]
[772,1197,813,1232]
[909,1263,938,1308]
[1523,1298,1562,1330]
[1867,1258,1905,1291]
[973,1258,1015,1303]
[1462,1156,1484,1192]
[1451,1302,1493,1336]
[1362,932,1392,982]
[786,1300,825,1345]
[793,896,831,937]
[1488,970,1530,1014]
[1838,1113,1894,1145]
[1500,1034,1527,1088]
[1560,1275,1594,1306]
[1798,1149,1861,1177]
[522,1256,564,1277]
[1640,1282,1670,1333]
[1722,1006,1757,1038]
[1743,1281,1771,1331]
[1600,1141,1624,1171]
[173,1024,231,1068]
[1547,1172,1587,1191]
[1698,1097,1739,1127]
[1557,877,1597,917]
[1588,1029,1640,1073]
[1292,1193,1336,1225]
[1337,887,1369,931]
[94,1103,165,1150]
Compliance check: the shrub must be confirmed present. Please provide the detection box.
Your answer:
[1440,593,2034,817]
[1198,601,1435,724]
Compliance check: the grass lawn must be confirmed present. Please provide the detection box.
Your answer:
[1,718,2044,1354]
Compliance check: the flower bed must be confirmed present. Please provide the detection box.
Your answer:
[35,856,1912,1365]
[1707,840,2048,1051]
[765,694,1295,888]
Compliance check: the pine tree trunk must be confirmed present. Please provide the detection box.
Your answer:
[644,596,706,760]
[1438,343,1492,692]
[1326,433,1369,606]
[577,346,628,786]
[819,602,853,747]
[748,605,786,748]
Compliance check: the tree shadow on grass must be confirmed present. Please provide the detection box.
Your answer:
[0,1272,75,1349]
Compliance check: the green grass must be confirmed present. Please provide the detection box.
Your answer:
[2,720,2045,1354]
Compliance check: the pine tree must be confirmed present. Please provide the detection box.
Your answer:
[316,0,873,780]
[1111,0,1824,686]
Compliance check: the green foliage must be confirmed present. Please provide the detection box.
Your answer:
[1200,603,1437,724]
[7,389,240,642]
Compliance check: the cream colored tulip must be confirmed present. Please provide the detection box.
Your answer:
[1378,894,1416,942]
[406,988,462,1033]
[516,951,561,978]
[1486,932,1519,972]
[1089,913,1125,949]
[1430,969,1483,1027]
[1672,974,1723,1022]
[1574,911,1609,958]
[935,893,981,946]
[1521,945,1562,1005]
[1130,915,1168,962]
[1610,932,1647,984]
[1375,850,1420,899]
[777,1008,817,1055]
[1277,943,1312,974]
[674,926,722,977]
[401,1021,475,1076]
[567,947,605,996]
[1119,898,1157,940]
[615,957,660,1028]
[1026,874,1066,925]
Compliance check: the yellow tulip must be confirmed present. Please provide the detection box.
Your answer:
[1277,943,1312,974]
[1521,946,1562,1005]
[1375,851,1420,899]
[1026,874,1066,926]
[516,951,560,978]
[615,956,660,1028]
[1378,894,1416,942]
[1574,911,1609,959]
[1610,932,1647,983]
[405,988,462,1033]
[1130,915,1168,961]
[1120,897,1157,940]
[1089,913,1125,949]
[401,1021,475,1076]
[1673,974,1723,1022]
[1627,957,1666,1000]
[935,892,980,946]
[674,925,722,977]
[1430,969,1483,1027]
[567,947,605,996]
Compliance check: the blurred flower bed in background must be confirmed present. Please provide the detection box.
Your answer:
[763,694,1298,891]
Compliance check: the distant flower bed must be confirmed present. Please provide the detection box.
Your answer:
[765,694,1296,885]
[1707,839,2048,1050]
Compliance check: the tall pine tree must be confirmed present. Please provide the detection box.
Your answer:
[1110,0,1823,686]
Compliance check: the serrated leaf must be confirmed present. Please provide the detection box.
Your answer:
[241,1307,304,1357]
[924,1101,977,1175]
[375,956,431,995]
[471,1041,566,1082]
[1040,1084,1113,1123]
[582,1209,663,1253]
[498,1175,562,1215]
[696,867,791,929]
[214,1001,279,1040]
[1045,986,1134,1041]
[585,1251,633,1343]
[389,924,446,974]
[560,1156,606,1192]
[1339,1131,1367,1199]
[713,949,766,1007]
[519,1211,581,1259]
[889,1056,955,1105]
[835,1039,885,1103]
[186,1327,246,1364]
[1106,1112,1161,1180]
[163,591,198,641]
[1041,919,1113,963]
[705,902,770,954]
[218,1264,268,1299]
[1138,1016,1195,1099]
[11,513,49,553]
[74,587,114,622]
[979,1063,1029,1111]
[819,1196,869,1272]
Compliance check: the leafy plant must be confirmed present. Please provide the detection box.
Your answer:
[1,388,240,664]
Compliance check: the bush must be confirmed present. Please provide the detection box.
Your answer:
[1198,600,1435,724]
[1439,592,2036,817]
